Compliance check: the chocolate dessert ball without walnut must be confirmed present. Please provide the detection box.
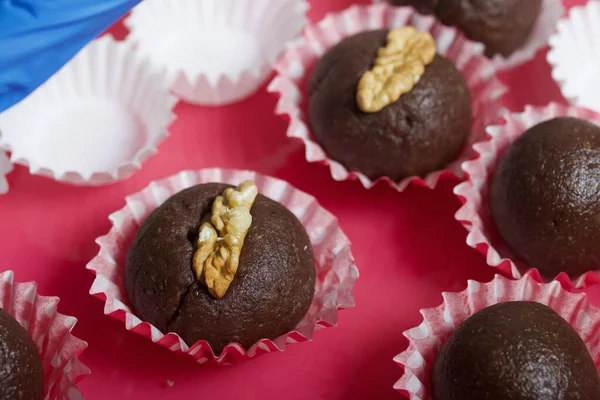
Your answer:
[433,302,600,400]
[308,29,471,182]
[490,117,600,278]
[389,0,542,57]
[0,308,44,400]
[125,182,315,354]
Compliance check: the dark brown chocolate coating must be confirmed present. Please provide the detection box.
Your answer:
[0,308,44,400]
[126,183,316,354]
[432,301,600,400]
[389,0,542,57]
[308,30,471,182]
[490,117,600,278]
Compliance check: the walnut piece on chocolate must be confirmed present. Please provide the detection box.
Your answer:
[308,30,472,182]
[357,27,436,113]
[193,181,258,298]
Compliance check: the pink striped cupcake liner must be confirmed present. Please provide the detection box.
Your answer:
[0,270,89,400]
[268,3,507,192]
[86,168,358,365]
[394,271,600,399]
[454,103,600,289]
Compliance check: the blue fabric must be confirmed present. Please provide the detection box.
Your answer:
[0,0,140,113]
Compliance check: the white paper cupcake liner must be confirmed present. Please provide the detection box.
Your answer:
[0,35,177,186]
[87,168,358,365]
[548,1,600,112]
[0,271,89,400]
[268,3,507,192]
[394,271,600,399]
[125,0,309,106]
[454,103,600,289]
[0,151,12,194]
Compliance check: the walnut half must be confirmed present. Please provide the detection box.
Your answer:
[192,181,259,298]
[357,27,436,113]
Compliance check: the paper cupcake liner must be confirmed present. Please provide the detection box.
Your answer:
[375,0,563,70]
[548,1,600,113]
[0,35,177,186]
[454,103,600,289]
[125,0,309,106]
[0,271,89,400]
[268,3,507,192]
[394,271,600,399]
[0,151,12,194]
[86,168,358,365]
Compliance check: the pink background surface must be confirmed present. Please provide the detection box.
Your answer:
[0,0,595,398]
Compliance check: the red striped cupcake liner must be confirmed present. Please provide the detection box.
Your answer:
[0,271,89,400]
[86,168,358,365]
[454,103,600,289]
[268,3,507,192]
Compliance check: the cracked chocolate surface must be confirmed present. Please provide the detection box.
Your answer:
[490,117,600,278]
[389,0,542,57]
[0,308,44,400]
[308,30,471,182]
[125,183,316,354]
[432,302,600,400]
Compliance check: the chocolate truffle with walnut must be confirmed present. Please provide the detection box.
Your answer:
[389,0,543,57]
[308,29,471,182]
[125,182,316,354]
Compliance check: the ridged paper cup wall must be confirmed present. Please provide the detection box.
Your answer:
[548,1,600,113]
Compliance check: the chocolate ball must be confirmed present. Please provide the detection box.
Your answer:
[432,301,600,400]
[490,117,600,278]
[0,308,44,400]
[389,0,543,57]
[125,183,316,354]
[308,30,471,182]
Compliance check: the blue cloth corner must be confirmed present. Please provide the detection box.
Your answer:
[0,0,141,113]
